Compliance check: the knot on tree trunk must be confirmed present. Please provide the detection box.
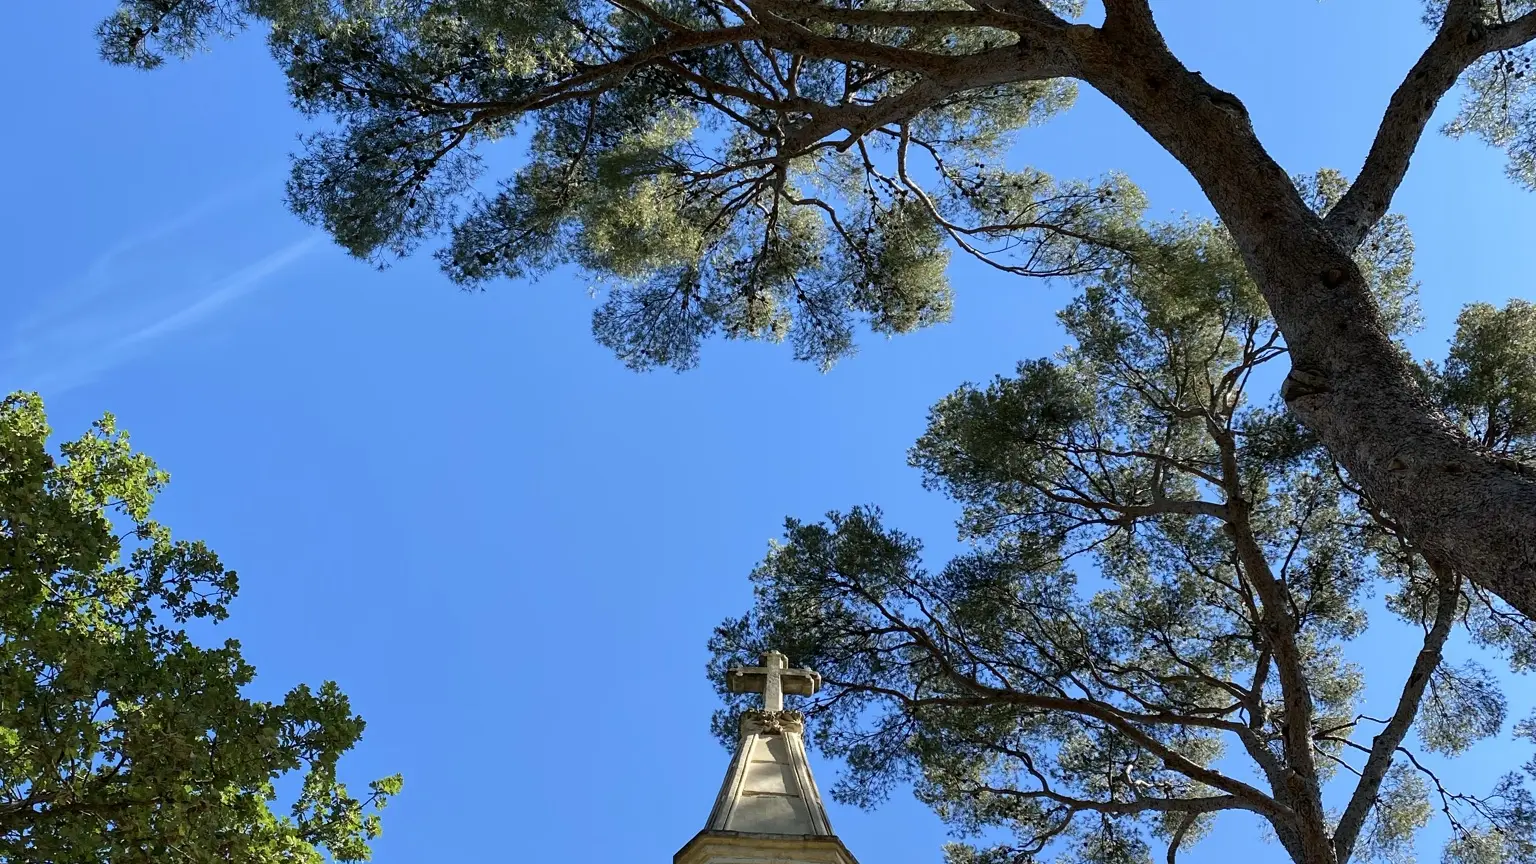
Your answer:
[1280,367,1330,402]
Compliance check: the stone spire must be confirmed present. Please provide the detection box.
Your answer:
[674,651,860,864]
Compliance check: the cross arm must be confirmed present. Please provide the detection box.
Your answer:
[728,667,821,697]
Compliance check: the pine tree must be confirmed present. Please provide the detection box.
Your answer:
[710,215,1536,864]
[92,2,1536,621]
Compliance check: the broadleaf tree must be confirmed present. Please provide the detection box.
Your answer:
[0,392,399,863]
[94,0,1536,621]
[709,214,1536,864]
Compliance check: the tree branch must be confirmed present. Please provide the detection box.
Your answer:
[1332,562,1460,864]
[1067,0,1536,624]
[1101,0,1158,39]
[748,0,1011,30]
[1167,810,1197,864]
[1326,1,1536,249]
[972,782,1254,818]
[843,679,1293,823]
[605,0,691,33]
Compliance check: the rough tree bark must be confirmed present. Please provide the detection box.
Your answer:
[602,0,1536,619]
[1059,0,1536,621]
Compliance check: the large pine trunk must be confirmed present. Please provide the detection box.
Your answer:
[1073,16,1536,620]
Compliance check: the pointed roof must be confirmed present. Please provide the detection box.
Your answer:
[704,710,834,836]
[675,652,859,864]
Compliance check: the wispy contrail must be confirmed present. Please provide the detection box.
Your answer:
[15,174,279,342]
[3,227,322,396]
[115,234,322,349]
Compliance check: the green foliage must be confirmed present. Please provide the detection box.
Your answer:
[1417,661,1506,756]
[1439,0,1536,188]
[97,0,1148,370]
[93,2,1462,376]
[97,0,246,70]
[1358,764,1431,864]
[709,213,1536,863]
[1296,169,1422,338]
[94,4,1536,859]
[0,392,397,863]
[1425,299,1536,459]
[1441,829,1533,864]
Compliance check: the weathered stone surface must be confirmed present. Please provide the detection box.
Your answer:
[726,651,820,713]
[704,710,832,837]
[673,831,859,864]
[675,652,859,864]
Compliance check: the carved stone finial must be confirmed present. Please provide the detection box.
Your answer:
[742,708,805,735]
[726,650,820,713]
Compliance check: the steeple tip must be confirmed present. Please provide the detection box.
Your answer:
[675,651,859,864]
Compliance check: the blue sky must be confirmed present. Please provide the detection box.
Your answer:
[3,3,1534,862]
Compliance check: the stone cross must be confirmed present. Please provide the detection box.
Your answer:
[727,650,821,713]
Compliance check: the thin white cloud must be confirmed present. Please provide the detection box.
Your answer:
[115,235,321,349]
[3,227,321,396]
[15,173,280,343]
